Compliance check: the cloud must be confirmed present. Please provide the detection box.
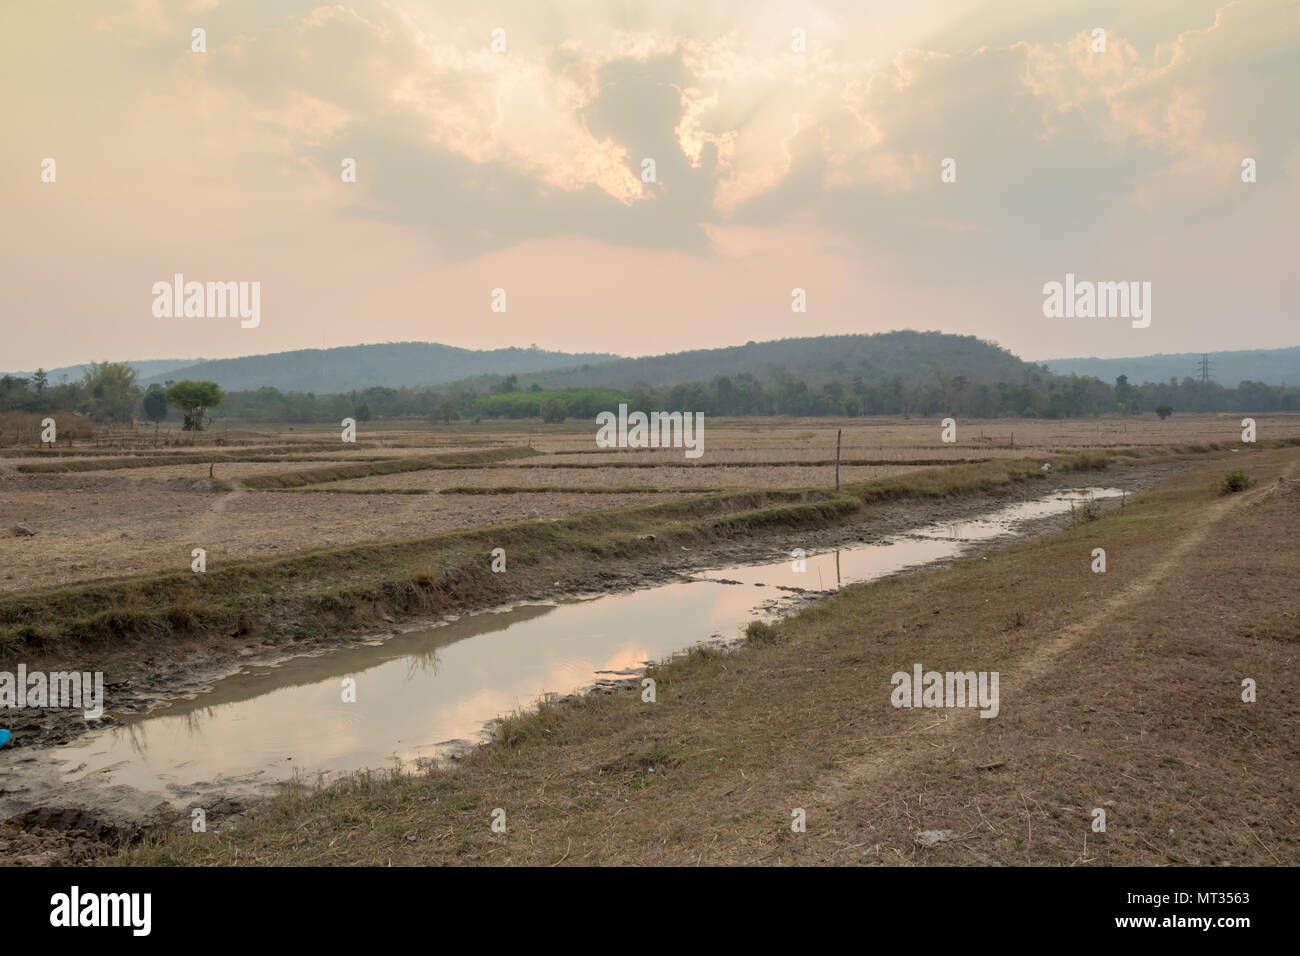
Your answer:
[60,0,1294,257]
[2,0,1296,368]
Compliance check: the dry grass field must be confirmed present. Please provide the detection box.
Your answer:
[4,415,1299,593]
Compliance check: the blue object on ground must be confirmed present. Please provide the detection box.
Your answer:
[0,729,11,749]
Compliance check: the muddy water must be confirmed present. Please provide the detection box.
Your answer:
[2,487,1121,815]
[694,488,1122,589]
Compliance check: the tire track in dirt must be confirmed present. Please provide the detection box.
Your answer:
[1011,476,1278,684]
[803,459,1295,818]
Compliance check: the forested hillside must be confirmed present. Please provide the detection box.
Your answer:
[137,343,622,392]
[508,332,1037,391]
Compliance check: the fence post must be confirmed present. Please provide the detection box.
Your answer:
[835,428,842,492]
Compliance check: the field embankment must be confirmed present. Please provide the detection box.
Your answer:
[232,446,540,489]
[0,452,1126,662]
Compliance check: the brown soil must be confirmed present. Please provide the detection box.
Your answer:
[0,473,686,591]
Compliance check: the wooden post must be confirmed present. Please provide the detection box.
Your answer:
[835,428,842,492]
[1010,431,1014,450]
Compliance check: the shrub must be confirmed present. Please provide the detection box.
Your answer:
[1219,470,1252,494]
[1070,494,1100,524]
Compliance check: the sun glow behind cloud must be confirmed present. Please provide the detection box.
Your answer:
[1,0,1295,368]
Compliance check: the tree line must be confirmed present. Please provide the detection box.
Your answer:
[1,364,223,430]
[2,362,1297,428]
[215,369,1297,420]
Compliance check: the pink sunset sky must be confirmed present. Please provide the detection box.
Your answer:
[2,0,1296,371]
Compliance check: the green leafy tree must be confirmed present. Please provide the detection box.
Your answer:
[165,380,224,430]
[142,384,168,440]
[142,384,168,421]
[1155,404,1173,420]
[1114,374,1133,411]
[354,402,372,422]
[0,375,29,412]
[82,361,142,422]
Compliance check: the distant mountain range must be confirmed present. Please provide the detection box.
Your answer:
[9,358,199,385]
[136,332,1036,393]
[9,339,1298,394]
[1041,347,1300,388]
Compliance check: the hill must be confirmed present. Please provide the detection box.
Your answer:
[493,331,1041,392]
[139,343,622,392]
[1041,347,1300,388]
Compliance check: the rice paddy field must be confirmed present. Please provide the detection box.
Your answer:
[3,414,1298,594]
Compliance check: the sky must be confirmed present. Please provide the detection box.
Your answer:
[2,0,1297,371]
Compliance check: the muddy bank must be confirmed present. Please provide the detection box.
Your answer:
[0,459,1190,863]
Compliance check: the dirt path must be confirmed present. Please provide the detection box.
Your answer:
[1016,461,1294,681]
[190,488,245,545]
[802,459,1293,831]
[785,453,1299,866]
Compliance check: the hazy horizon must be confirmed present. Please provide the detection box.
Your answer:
[9,335,1300,382]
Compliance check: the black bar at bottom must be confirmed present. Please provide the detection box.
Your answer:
[0,865,1276,942]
